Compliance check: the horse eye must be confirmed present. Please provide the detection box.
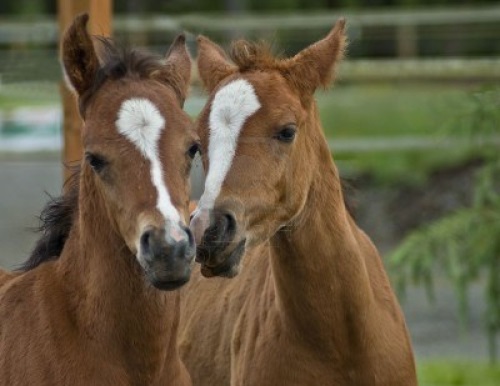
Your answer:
[275,125,297,143]
[85,152,107,173]
[187,143,201,159]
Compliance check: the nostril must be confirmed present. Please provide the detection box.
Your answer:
[140,230,152,255]
[206,211,237,244]
[224,213,236,236]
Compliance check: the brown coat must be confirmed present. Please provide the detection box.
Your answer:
[180,19,417,386]
[0,14,196,386]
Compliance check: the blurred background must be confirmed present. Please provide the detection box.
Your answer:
[1,1,499,384]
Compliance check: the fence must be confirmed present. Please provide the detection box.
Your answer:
[0,5,500,86]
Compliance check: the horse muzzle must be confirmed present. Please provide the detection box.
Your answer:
[138,222,195,290]
[191,209,245,278]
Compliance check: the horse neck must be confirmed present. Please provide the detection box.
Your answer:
[56,168,181,379]
[270,111,376,350]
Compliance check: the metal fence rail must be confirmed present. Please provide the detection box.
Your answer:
[0,6,499,85]
[339,58,500,83]
[2,5,500,39]
[0,5,499,56]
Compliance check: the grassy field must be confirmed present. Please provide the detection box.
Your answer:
[0,81,475,126]
[317,83,472,138]
[1,81,493,185]
[318,83,493,184]
[0,83,59,110]
[335,147,484,185]
[418,361,500,386]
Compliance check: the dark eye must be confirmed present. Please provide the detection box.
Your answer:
[187,143,201,159]
[275,125,297,143]
[85,152,107,173]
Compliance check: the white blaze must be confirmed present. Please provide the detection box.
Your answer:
[116,98,181,225]
[198,78,261,211]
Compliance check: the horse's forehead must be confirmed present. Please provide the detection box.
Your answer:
[209,78,261,133]
[93,80,172,126]
[116,97,166,157]
[197,78,261,211]
[207,73,293,124]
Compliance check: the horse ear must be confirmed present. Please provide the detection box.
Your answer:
[285,18,346,100]
[197,35,237,93]
[61,13,99,96]
[155,34,192,106]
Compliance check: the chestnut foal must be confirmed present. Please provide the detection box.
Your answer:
[180,20,417,385]
[0,15,198,386]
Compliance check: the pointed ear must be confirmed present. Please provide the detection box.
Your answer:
[196,35,237,93]
[285,18,346,99]
[61,13,100,96]
[154,34,192,106]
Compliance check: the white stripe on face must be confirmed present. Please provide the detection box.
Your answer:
[116,98,181,225]
[197,78,261,211]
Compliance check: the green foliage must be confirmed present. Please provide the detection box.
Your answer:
[418,360,500,386]
[0,0,49,15]
[390,88,500,362]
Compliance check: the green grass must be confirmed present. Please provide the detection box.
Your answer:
[0,81,492,186]
[316,83,493,184]
[418,361,500,386]
[0,82,59,110]
[335,147,484,186]
[317,83,471,139]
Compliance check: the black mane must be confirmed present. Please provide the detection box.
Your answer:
[79,37,180,116]
[19,168,79,271]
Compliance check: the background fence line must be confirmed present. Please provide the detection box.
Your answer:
[1,5,499,58]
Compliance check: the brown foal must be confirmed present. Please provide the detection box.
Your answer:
[180,19,417,385]
[0,15,198,386]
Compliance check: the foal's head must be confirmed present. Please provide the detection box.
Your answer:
[62,15,198,290]
[191,20,346,277]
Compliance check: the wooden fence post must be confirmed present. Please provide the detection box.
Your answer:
[396,24,418,58]
[58,0,112,182]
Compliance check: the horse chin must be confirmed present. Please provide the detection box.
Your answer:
[149,276,190,291]
[198,239,245,278]
[200,262,239,278]
[145,266,192,291]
